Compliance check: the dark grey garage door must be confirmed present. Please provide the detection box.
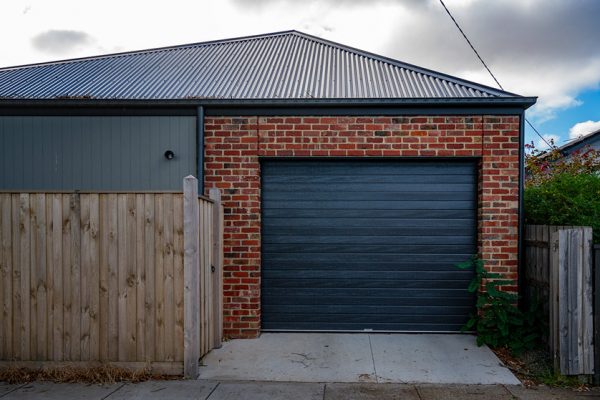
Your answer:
[261,160,477,332]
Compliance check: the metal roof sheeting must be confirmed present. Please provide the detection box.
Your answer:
[0,30,519,100]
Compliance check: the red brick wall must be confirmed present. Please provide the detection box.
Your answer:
[204,115,521,338]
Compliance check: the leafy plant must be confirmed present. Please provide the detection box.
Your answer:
[457,256,542,354]
[525,173,600,243]
[525,141,600,188]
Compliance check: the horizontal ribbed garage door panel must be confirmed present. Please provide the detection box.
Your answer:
[262,261,475,271]
[264,183,474,192]
[264,218,475,228]
[264,200,474,210]
[264,305,474,315]
[266,293,473,303]
[264,287,471,297]
[263,191,473,201]
[263,234,474,245]
[264,174,475,184]
[261,160,477,332]
[263,161,475,175]
[264,226,473,236]
[263,269,473,280]
[264,253,472,263]
[265,322,466,331]
[262,278,471,289]
[265,295,474,306]
[264,209,474,219]
[268,315,469,324]
[263,243,475,254]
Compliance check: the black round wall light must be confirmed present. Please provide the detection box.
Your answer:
[164,150,175,160]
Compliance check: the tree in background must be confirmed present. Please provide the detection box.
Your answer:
[524,142,600,242]
[525,141,600,188]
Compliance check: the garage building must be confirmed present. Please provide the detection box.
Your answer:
[0,31,536,338]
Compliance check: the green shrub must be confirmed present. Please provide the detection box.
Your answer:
[457,257,542,354]
[524,173,600,243]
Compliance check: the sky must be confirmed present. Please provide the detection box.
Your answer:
[1,0,599,150]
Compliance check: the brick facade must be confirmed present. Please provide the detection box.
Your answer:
[204,115,521,339]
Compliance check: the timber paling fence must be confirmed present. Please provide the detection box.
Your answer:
[524,225,595,377]
[595,244,600,384]
[0,176,221,378]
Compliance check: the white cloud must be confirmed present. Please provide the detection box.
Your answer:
[536,134,560,150]
[569,120,600,139]
[0,0,598,126]
[31,30,94,55]
[378,0,600,124]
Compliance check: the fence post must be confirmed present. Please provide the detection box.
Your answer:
[550,229,560,371]
[582,228,594,376]
[557,228,594,376]
[209,188,223,349]
[183,176,200,378]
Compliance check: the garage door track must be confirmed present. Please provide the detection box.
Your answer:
[199,333,519,385]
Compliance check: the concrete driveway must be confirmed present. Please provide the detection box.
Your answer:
[199,333,520,385]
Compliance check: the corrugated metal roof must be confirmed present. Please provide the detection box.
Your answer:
[0,30,520,100]
[556,128,600,153]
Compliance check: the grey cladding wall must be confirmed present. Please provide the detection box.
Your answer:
[0,116,196,191]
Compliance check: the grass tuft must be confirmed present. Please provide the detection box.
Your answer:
[493,347,591,389]
[0,364,180,385]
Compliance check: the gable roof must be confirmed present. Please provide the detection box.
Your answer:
[0,30,529,102]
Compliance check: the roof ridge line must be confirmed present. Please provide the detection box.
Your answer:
[290,31,519,97]
[0,30,299,72]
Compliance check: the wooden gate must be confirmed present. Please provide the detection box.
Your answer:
[524,225,594,376]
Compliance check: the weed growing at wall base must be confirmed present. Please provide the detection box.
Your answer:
[457,256,543,354]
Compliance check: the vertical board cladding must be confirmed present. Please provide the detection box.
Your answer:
[0,116,196,191]
[203,115,521,339]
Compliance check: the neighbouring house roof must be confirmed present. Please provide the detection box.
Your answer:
[0,30,533,103]
[555,128,600,156]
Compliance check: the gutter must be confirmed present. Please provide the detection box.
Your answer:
[0,96,538,109]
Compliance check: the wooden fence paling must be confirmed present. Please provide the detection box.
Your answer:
[525,225,594,376]
[524,225,571,366]
[173,195,184,363]
[198,201,206,357]
[0,195,11,359]
[582,229,594,375]
[550,228,558,370]
[594,245,600,385]
[556,228,594,375]
[0,182,221,375]
[143,194,155,362]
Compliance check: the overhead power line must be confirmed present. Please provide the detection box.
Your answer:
[525,119,554,147]
[437,0,553,149]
